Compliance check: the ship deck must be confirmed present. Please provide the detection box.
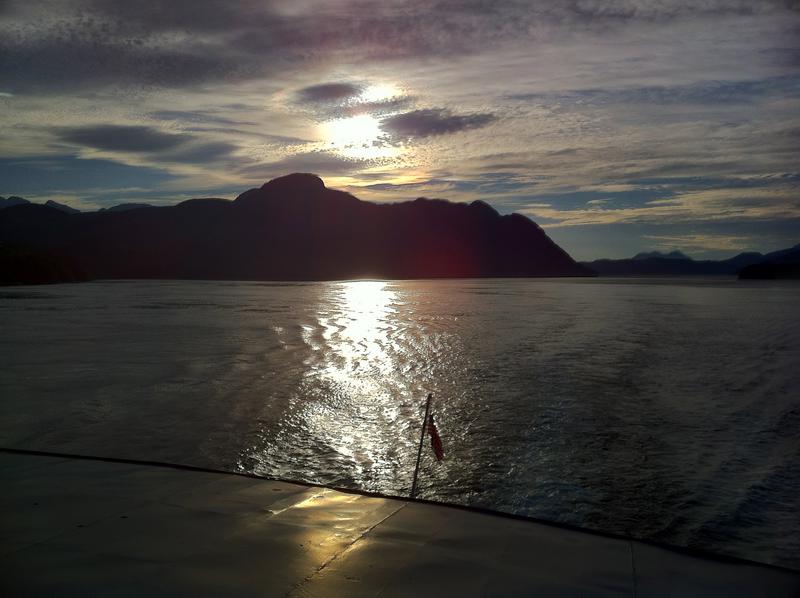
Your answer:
[1,449,798,597]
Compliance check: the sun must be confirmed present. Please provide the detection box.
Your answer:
[359,83,401,104]
[323,114,396,160]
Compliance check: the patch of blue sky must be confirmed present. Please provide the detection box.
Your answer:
[0,155,175,196]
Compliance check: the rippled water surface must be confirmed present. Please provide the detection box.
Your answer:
[1,278,798,568]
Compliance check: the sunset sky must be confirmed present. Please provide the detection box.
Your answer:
[1,1,798,259]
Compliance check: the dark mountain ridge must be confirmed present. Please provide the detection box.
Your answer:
[45,199,81,214]
[632,250,690,261]
[0,173,592,284]
[0,196,30,209]
[738,246,800,279]
[582,245,800,276]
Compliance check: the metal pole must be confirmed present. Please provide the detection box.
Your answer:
[410,393,432,499]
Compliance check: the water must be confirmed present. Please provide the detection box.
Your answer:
[1,278,798,568]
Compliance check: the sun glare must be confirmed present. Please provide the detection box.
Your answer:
[323,114,397,160]
[359,83,401,103]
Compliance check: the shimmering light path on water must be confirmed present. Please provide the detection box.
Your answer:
[1,278,798,568]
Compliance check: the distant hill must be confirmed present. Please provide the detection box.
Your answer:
[632,250,690,261]
[0,196,30,210]
[583,245,799,276]
[45,200,81,214]
[0,173,593,284]
[1,197,155,213]
[2,196,83,214]
[739,246,800,279]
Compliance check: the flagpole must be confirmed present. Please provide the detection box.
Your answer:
[410,392,432,500]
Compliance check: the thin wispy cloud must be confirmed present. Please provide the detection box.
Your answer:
[643,233,757,252]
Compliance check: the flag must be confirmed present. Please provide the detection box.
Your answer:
[427,414,444,461]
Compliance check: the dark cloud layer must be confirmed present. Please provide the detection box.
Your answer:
[2,0,796,93]
[56,124,238,164]
[297,80,417,119]
[0,33,242,93]
[381,109,496,138]
[58,125,189,153]
[296,83,362,103]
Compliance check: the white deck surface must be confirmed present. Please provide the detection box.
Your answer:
[1,451,798,597]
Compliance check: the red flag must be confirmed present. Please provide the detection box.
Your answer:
[427,414,444,461]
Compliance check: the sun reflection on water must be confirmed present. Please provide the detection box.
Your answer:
[303,281,407,483]
[321,280,396,378]
[245,280,423,491]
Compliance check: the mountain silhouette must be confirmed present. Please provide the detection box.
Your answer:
[0,173,593,284]
[0,196,30,210]
[632,250,690,261]
[45,200,81,214]
[0,244,89,286]
[584,245,799,276]
[739,245,800,279]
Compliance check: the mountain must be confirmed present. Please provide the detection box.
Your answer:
[632,250,690,261]
[583,252,763,276]
[1,197,153,214]
[0,196,30,210]
[45,200,81,214]
[0,244,89,286]
[584,244,799,276]
[739,245,800,279]
[760,244,800,263]
[0,173,593,284]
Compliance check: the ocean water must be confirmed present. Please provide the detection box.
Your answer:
[1,278,798,568]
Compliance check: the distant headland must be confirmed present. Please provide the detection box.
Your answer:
[582,245,800,279]
[0,173,594,285]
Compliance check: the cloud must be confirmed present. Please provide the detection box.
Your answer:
[381,109,496,139]
[509,75,800,107]
[0,33,244,94]
[163,142,239,164]
[1,0,798,260]
[81,0,279,33]
[297,83,417,120]
[0,0,795,96]
[55,125,239,164]
[58,125,189,153]
[149,110,256,126]
[292,80,417,128]
[295,83,362,103]
[238,150,369,178]
[336,96,416,119]
[642,233,757,252]
[522,184,800,228]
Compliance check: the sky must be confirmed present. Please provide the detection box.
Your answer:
[1,0,798,260]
